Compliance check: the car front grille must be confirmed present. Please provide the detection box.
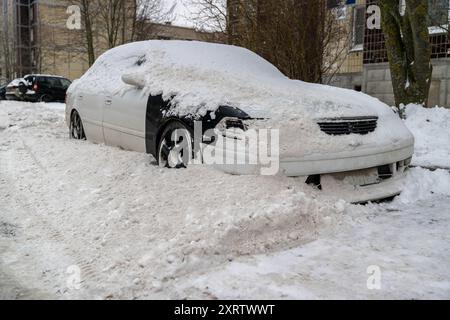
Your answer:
[317,116,378,136]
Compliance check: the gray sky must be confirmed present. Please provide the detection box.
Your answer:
[163,0,196,28]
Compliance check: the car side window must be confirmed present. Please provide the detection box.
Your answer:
[60,79,71,89]
[50,78,61,88]
[42,77,60,88]
[38,77,50,87]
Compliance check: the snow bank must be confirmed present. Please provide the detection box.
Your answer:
[404,104,450,169]
[0,101,348,298]
[1,101,449,299]
[0,109,10,130]
[395,167,450,204]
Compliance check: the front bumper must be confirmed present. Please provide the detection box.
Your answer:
[205,138,414,202]
[320,169,408,203]
[5,92,21,101]
[280,143,414,176]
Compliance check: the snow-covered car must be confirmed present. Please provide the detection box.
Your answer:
[5,78,26,101]
[66,40,414,202]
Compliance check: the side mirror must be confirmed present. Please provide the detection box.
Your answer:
[121,73,145,88]
[18,81,28,94]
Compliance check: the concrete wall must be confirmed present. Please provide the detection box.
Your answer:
[327,72,363,91]
[362,59,450,107]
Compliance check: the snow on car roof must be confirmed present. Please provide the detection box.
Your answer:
[6,78,25,88]
[70,40,390,120]
[24,74,69,79]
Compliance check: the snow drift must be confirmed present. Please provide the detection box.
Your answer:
[404,104,450,169]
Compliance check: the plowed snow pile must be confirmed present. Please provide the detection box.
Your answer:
[0,101,345,299]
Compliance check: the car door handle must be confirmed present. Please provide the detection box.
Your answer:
[105,99,112,105]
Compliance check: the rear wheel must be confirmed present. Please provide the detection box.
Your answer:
[70,110,86,140]
[40,94,52,103]
[157,122,193,168]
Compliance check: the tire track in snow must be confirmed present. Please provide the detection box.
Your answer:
[0,132,107,299]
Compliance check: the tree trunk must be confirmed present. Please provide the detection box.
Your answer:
[80,0,96,66]
[380,0,432,107]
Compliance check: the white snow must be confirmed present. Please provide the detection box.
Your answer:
[404,104,450,169]
[0,110,9,130]
[6,78,24,88]
[0,100,449,299]
[175,185,450,299]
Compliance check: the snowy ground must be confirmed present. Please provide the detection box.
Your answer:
[0,101,449,300]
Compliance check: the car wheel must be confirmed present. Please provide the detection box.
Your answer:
[40,95,52,103]
[70,110,86,140]
[157,122,193,169]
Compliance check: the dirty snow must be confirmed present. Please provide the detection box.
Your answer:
[0,101,449,299]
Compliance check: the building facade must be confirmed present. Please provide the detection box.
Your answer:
[331,0,450,107]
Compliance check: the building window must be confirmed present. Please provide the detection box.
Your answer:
[352,6,365,49]
[428,0,449,26]
[364,0,450,64]
[334,5,347,20]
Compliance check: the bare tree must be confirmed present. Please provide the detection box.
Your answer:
[187,0,228,33]
[379,0,433,107]
[97,0,126,49]
[71,0,99,66]
[70,0,168,66]
[0,9,16,81]
[189,0,350,83]
[131,0,168,41]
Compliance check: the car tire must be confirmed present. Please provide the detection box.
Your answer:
[70,110,86,140]
[40,95,52,103]
[157,122,193,168]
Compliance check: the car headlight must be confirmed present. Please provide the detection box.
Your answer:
[204,117,247,142]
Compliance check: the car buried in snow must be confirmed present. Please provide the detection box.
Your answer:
[65,40,414,203]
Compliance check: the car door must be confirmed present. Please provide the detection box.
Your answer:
[51,78,70,101]
[74,90,105,144]
[102,87,147,152]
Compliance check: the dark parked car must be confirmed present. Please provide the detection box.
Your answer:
[0,84,6,100]
[6,75,71,102]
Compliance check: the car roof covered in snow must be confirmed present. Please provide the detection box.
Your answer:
[24,74,70,79]
[6,78,25,88]
[69,40,391,120]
